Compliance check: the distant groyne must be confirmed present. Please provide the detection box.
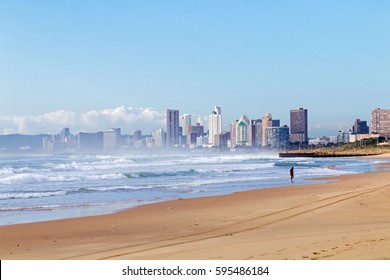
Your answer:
[279,148,386,158]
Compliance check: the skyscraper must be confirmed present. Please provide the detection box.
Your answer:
[290,108,308,143]
[187,123,204,146]
[231,115,252,147]
[261,114,280,146]
[77,132,104,151]
[251,119,262,147]
[133,130,142,141]
[208,106,222,147]
[181,114,192,136]
[372,108,390,138]
[265,126,290,149]
[166,109,180,147]
[103,128,121,151]
[152,129,166,149]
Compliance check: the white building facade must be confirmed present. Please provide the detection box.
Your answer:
[231,115,252,147]
[208,106,222,147]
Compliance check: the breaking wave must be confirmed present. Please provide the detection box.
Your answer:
[123,169,197,178]
[0,173,127,185]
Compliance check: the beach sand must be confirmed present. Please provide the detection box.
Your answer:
[1,165,390,260]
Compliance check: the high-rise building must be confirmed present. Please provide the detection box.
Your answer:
[265,126,290,149]
[187,123,204,146]
[60,128,71,142]
[145,136,155,149]
[251,119,262,147]
[290,108,308,143]
[261,114,280,146]
[103,128,121,151]
[133,130,142,141]
[166,109,180,147]
[208,106,222,147]
[152,129,166,149]
[231,115,252,147]
[352,119,369,134]
[78,132,104,151]
[372,108,390,138]
[220,132,230,148]
[181,114,192,136]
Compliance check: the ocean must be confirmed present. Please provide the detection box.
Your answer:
[0,151,388,225]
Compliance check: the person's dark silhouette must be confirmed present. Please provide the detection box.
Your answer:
[290,167,294,182]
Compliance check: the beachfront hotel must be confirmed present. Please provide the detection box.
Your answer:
[372,108,390,139]
[290,108,308,144]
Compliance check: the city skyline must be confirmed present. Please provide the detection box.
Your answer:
[1,106,388,153]
[1,1,389,136]
[0,104,382,138]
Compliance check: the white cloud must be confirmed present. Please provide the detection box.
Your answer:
[0,106,167,135]
[79,106,166,133]
[0,110,77,135]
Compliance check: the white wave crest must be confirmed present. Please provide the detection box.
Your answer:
[80,185,154,192]
[0,191,67,200]
[0,174,50,185]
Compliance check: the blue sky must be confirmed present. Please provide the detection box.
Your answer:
[1,0,389,136]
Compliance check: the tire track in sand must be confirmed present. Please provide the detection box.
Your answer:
[65,184,389,259]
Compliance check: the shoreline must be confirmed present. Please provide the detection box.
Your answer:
[0,153,390,227]
[0,160,382,227]
[2,153,389,227]
[1,160,390,260]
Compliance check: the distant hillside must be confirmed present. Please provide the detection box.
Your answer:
[0,134,49,152]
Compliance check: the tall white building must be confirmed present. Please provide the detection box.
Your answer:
[152,129,166,149]
[103,128,121,151]
[208,106,222,146]
[181,114,192,136]
[231,115,252,147]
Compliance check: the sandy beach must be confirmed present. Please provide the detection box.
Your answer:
[1,160,390,260]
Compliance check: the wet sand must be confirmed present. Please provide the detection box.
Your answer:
[1,161,390,260]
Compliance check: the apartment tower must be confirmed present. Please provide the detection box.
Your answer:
[208,106,222,146]
[290,108,308,143]
[261,114,280,146]
[231,115,252,147]
[372,108,390,138]
[181,114,192,136]
[166,109,180,147]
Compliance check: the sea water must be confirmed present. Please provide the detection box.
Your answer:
[0,151,388,225]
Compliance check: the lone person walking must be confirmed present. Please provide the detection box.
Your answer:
[290,167,294,182]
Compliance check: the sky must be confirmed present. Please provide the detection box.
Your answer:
[1,0,389,137]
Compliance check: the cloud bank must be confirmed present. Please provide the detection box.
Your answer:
[0,106,167,135]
